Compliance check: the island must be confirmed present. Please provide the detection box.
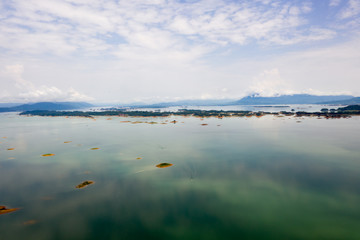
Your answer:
[18,105,360,119]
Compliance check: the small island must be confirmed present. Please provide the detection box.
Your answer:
[75,180,95,189]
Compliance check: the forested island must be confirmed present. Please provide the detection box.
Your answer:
[19,105,360,119]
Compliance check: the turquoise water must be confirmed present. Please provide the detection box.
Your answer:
[1,113,360,240]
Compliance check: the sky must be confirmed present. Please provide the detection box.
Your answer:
[0,0,360,103]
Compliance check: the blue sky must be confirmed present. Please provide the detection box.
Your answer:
[0,0,359,103]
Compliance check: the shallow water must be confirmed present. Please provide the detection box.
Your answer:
[0,113,360,240]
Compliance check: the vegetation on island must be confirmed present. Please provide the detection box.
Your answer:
[19,105,360,119]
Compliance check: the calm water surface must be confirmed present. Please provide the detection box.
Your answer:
[0,113,359,240]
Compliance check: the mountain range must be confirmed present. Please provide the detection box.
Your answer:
[231,94,354,105]
[124,94,357,108]
[0,94,359,113]
[0,102,93,113]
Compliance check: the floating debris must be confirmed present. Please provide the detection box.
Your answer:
[147,122,158,124]
[8,157,15,160]
[23,220,37,225]
[64,141,72,143]
[156,163,173,168]
[170,120,177,124]
[90,148,99,150]
[83,171,91,174]
[42,153,55,157]
[133,121,144,124]
[75,180,94,189]
[41,196,54,201]
[120,121,131,123]
[200,124,208,126]
[0,206,19,215]
[7,148,15,150]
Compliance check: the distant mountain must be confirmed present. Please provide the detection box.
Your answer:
[132,99,235,108]
[0,103,23,108]
[319,97,360,105]
[231,94,354,105]
[0,102,93,113]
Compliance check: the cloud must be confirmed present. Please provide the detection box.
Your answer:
[339,0,360,19]
[17,86,93,102]
[246,68,296,97]
[329,0,342,7]
[0,0,342,59]
[0,64,93,102]
[1,1,360,103]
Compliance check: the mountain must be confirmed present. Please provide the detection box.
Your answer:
[0,102,93,113]
[130,99,235,108]
[0,103,24,108]
[319,97,360,105]
[231,94,354,105]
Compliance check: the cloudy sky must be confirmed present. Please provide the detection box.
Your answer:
[0,0,359,103]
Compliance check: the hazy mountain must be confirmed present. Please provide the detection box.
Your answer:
[133,99,235,108]
[231,94,354,105]
[0,103,24,108]
[0,102,93,112]
[319,97,360,105]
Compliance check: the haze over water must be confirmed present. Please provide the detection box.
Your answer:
[1,112,360,240]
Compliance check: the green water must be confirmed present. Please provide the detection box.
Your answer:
[0,113,360,240]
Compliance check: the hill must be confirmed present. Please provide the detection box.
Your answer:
[0,102,93,112]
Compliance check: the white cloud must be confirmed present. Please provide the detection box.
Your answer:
[0,0,341,59]
[0,64,93,102]
[246,68,296,97]
[339,0,360,19]
[17,86,93,102]
[1,0,360,103]
[329,0,342,7]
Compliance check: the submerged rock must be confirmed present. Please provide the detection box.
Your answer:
[75,180,94,189]
[156,163,173,168]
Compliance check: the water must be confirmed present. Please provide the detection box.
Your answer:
[1,113,360,240]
